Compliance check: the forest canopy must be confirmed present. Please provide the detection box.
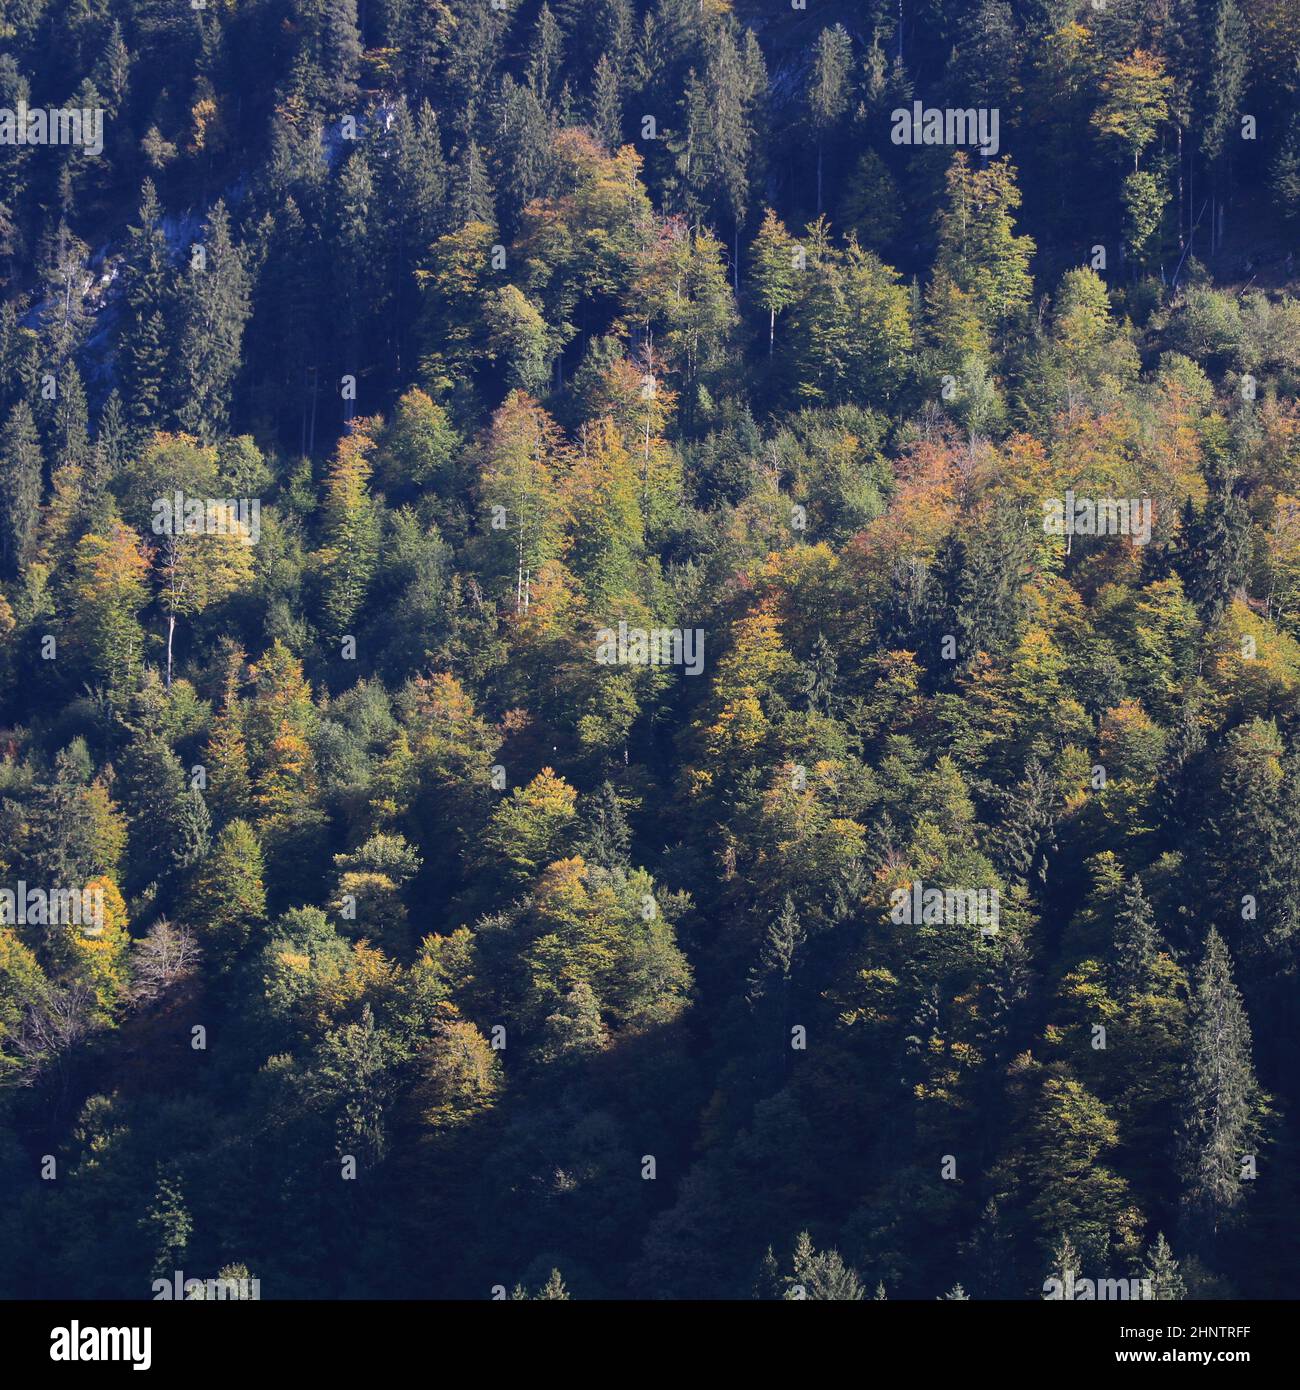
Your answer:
[1,0,1300,1303]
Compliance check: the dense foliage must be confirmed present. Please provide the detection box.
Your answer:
[3,0,1300,1300]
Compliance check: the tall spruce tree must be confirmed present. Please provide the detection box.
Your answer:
[119,181,173,429]
[807,25,853,217]
[1113,874,1160,999]
[173,201,251,440]
[1178,929,1261,1249]
[0,400,42,578]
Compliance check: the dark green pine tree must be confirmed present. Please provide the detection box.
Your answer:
[25,742,100,885]
[1159,0,1201,246]
[577,781,632,871]
[119,180,174,429]
[0,197,19,287]
[293,0,363,114]
[527,3,565,110]
[119,725,211,899]
[558,0,633,84]
[747,895,804,1008]
[950,0,1023,109]
[0,301,40,415]
[51,362,89,471]
[674,68,713,225]
[37,222,93,367]
[247,196,318,451]
[932,503,1031,673]
[784,1230,865,1300]
[490,76,555,234]
[556,78,575,128]
[450,139,496,231]
[1200,0,1250,252]
[800,632,839,716]
[441,3,508,142]
[373,98,447,374]
[0,400,43,578]
[329,147,380,411]
[1204,719,1300,1012]
[1201,0,1251,173]
[94,19,132,119]
[1271,112,1300,229]
[390,0,446,102]
[140,1167,193,1280]
[90,390,129,490]
[1182,491,1251,622]
[752,1246,782,1299]
[806,24,853,217]
[1178,929,1261,1251]
[1152,692,1207,845]
[703,26,763,287]
[55,77,107,217]
[961,1197,1018,1298]
[1140,1232,1187,1300]
[0,57,34,253]
[1113,874,1159,999]
[987,757,1057,887]
[538,980,605,1063]
[590,51,623,150]
[172,786,214,878]
[173,201,251,440]
[0,298,39,405]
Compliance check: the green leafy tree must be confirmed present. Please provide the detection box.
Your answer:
[319,417,381,639]
[934,155,1035,332]
[1092,50,1171,173]
[750,209,800,357]
[191,819,267,966]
